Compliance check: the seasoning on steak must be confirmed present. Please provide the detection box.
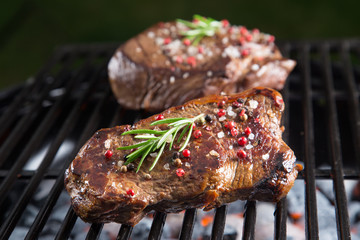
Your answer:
[108,17,296,112]
[64,87,301,226]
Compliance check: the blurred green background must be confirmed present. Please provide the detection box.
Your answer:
[1,0,359,90]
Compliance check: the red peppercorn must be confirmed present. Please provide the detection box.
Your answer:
[254,118,260,123]
[221,19,230,28]
[245,127,251,136]
[217,100,226,108]
[232,101,241,108]
[198,46,204,54]
[193,130,202,138]
[176,168,185,177]
[239,109,246,116]
[192,123,196,129]
[237,137,247,146]
[239,36,245,45]
[175,56,183,64]
[183,38,191,46]
[252,28,260,34]
[126,189,135,196]
[228,27,234,34]
[268,35,275,43]
[164,37,171,45]
[225,121,235,129]
[170,66,175,72]
[218,109,226,117]
[187,56,197,67]
[231,128,238,137]
[156,114,164,120]
[245,34,253,42]
[240,26,248,35]
[237,149,247,159]
[105,150,113,159]
[158,22,165,28]
[182,149,190,157]
[241,49,250,57]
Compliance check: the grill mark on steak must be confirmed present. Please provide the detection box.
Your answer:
[65,87,300,225]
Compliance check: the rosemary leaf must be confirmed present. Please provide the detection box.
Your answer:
[177,124,190,143]
[179,124,194,152]
[169,126,181,150]
[122,129,166,135]
[151,117,186,126]
[117,140,150,150]
[136,142,155,173]
[149,143,166,172]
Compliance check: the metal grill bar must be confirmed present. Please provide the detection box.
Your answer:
[55,207,77,240]
[148,212,167,240]
[0,54,98,239]
[25,59,113,240]
[117,225,133,240]
[242,201,256,240]
[321,44,351,239]
[211,205,227,240]
[340,42,360,166]
[179,208,197,240]
[301,44,319,239]
[86,223,104,240]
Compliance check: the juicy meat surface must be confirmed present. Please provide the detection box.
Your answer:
[65,87,300,226]
[108,20,296,111]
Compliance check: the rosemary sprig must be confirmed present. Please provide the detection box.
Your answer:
[117,114,204,172]
[176,14,222,45]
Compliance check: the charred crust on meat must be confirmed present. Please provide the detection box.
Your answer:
[65,87,298,225]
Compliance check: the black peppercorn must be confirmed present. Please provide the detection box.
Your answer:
[127,163,135,171]
[172,152,180,159]
[237,98,244,104]
[205,114,212,122]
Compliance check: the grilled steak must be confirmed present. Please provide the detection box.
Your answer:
[108,17,296,112]
[65,87,301,225]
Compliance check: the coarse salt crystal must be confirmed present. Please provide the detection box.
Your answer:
[196,54,204,61]
[224,46,240,58]
[209,150,220,157]
[222,37,229,44]
[228,110,236,117]
[170,76,175,84]
[251,64,260,71]
[104,139,111,149]
[165,60,170,66]
[217,131,225,138]
[164,163,170,170]
[187,46,198,56]
[256,65,268,77]
[155,37,164,45]
[147,31,155,38]
[117,161,124,167]
[248,133,255,140]
[207,51,213,57]
[220,92,227,96]
[229,145,233,150]
[221,52,227,58]
[136,47,142,53]
[262,153,270,160]
[207,71,213,77]
[227,106,233,112]
[245,144,253,150]
[248,100,258,109]
[183,72,189,79]
[150,152,158,158]
[219,116,226,121]
[185,162,191,168]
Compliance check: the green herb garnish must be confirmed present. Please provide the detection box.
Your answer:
[117,114,204,172]
[176,14,221,45]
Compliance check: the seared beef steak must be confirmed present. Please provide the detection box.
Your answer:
[108,18,296,111]
[65,87,300,225]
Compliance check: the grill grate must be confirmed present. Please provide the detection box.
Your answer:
[0,39,359,239]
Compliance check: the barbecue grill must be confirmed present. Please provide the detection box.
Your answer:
[0,39,359,240]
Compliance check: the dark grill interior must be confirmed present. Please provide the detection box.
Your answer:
[0,39,359,239]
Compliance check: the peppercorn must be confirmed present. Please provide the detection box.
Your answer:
[237,137,247,146]
[205,115,212,122]
[126,189,135,196]
[237,149,247,159]
[193,130,202,139]
[144,174,152,180]
[239,114,248,121]
[173,152,180,159]
[120,165,128,173]
[127,163,135,171]
[105,150,113,159]
[237,98,245,104]
[173,158,182,167]
[176,168,185,177]
[182,149,190,158]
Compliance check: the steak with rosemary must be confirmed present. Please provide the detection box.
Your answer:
[64,87,301,226]
[108,15,296,111]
